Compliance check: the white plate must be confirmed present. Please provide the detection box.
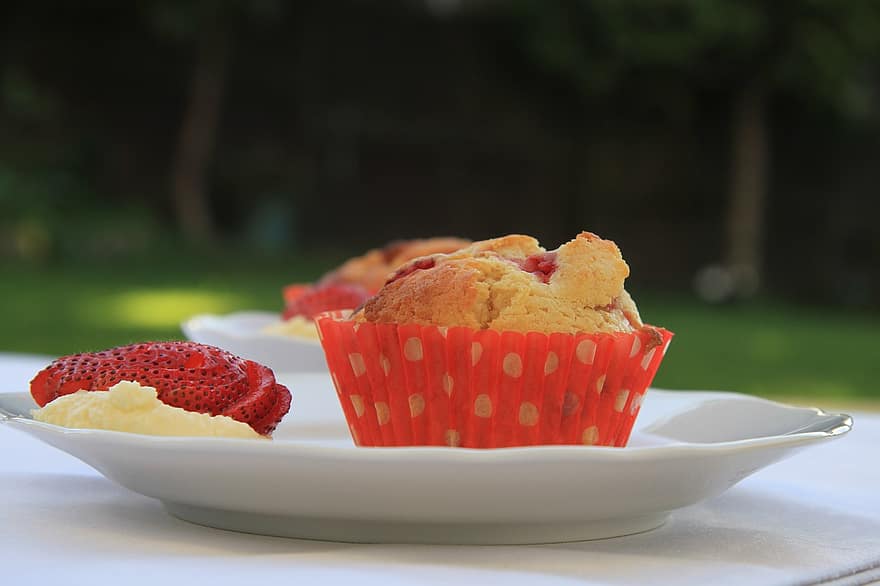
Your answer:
[181,311,327,373]
[0,375,851,545]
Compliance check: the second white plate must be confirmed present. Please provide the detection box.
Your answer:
[181,311,327,373]
[0,374,851,545]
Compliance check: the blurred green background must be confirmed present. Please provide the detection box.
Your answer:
[1,1,878,409]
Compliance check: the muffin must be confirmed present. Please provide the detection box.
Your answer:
[316,232,672,448]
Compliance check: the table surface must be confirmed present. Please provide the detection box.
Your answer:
[1,353,879,586]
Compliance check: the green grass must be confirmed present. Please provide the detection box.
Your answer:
[0,255,330,356]
[1,259,877,407]
[637,297,877,399]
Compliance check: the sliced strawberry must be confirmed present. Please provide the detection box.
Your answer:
[29,341,291,436]
[282,283,370,320]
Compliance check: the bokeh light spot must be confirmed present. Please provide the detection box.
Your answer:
[77,289,246,329]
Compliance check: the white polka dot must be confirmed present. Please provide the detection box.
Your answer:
[582,426,599,445]
[350,395,365,417]
[576,339,597,364]
[445,429,461,447]
[471,342,483,366]
[409,393,426,417]
[375,402,390,425]
[474,394,493,418]
[630,393,644,415]
[437,327,448,338]
[614,389,630,413]
[404,337,423,361]
[442,373,454,395]
[348,352,366,377]
[544,351,559,375]
[519,402,539,426]
[503,352,523,378]
[630,336,641,358]
[380,354,391,376]
[595,374,606,393]
[562,391,580,416]
[641,347,657,370]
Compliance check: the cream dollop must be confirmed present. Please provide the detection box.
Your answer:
[262,315,320,339]
[31,381,263,439]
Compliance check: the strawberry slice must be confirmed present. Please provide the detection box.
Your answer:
[30,341,291,436]
[282,283,370,320]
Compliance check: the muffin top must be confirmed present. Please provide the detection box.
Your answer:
[356,232,647,334]
[319,237,471,294]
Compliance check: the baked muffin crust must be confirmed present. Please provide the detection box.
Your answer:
[358,232,646,334]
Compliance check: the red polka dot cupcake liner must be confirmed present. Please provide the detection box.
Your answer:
[315,311,673,448]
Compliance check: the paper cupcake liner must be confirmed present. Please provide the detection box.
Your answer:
[316,311,673,448]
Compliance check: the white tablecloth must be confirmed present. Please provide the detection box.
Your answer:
[1,353,879,586]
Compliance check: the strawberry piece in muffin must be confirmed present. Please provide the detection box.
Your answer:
[30,341,291,436]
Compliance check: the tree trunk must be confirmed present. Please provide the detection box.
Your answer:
[724,79,769,297]
[171,14,231,244]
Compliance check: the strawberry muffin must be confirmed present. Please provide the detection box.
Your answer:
[30,341,291,437]
[316,232,672,448]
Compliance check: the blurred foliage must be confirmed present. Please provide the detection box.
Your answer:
[2,67,61,121]
[509,0,880,117]
[0,0,878,307]
[0,163,162,262]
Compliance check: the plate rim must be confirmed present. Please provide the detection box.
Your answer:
[0,389,852,463]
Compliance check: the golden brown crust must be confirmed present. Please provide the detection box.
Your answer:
[362,262,485,328]
[455,234,540,258]
[321,237,470,293]
[359,232,647,334]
